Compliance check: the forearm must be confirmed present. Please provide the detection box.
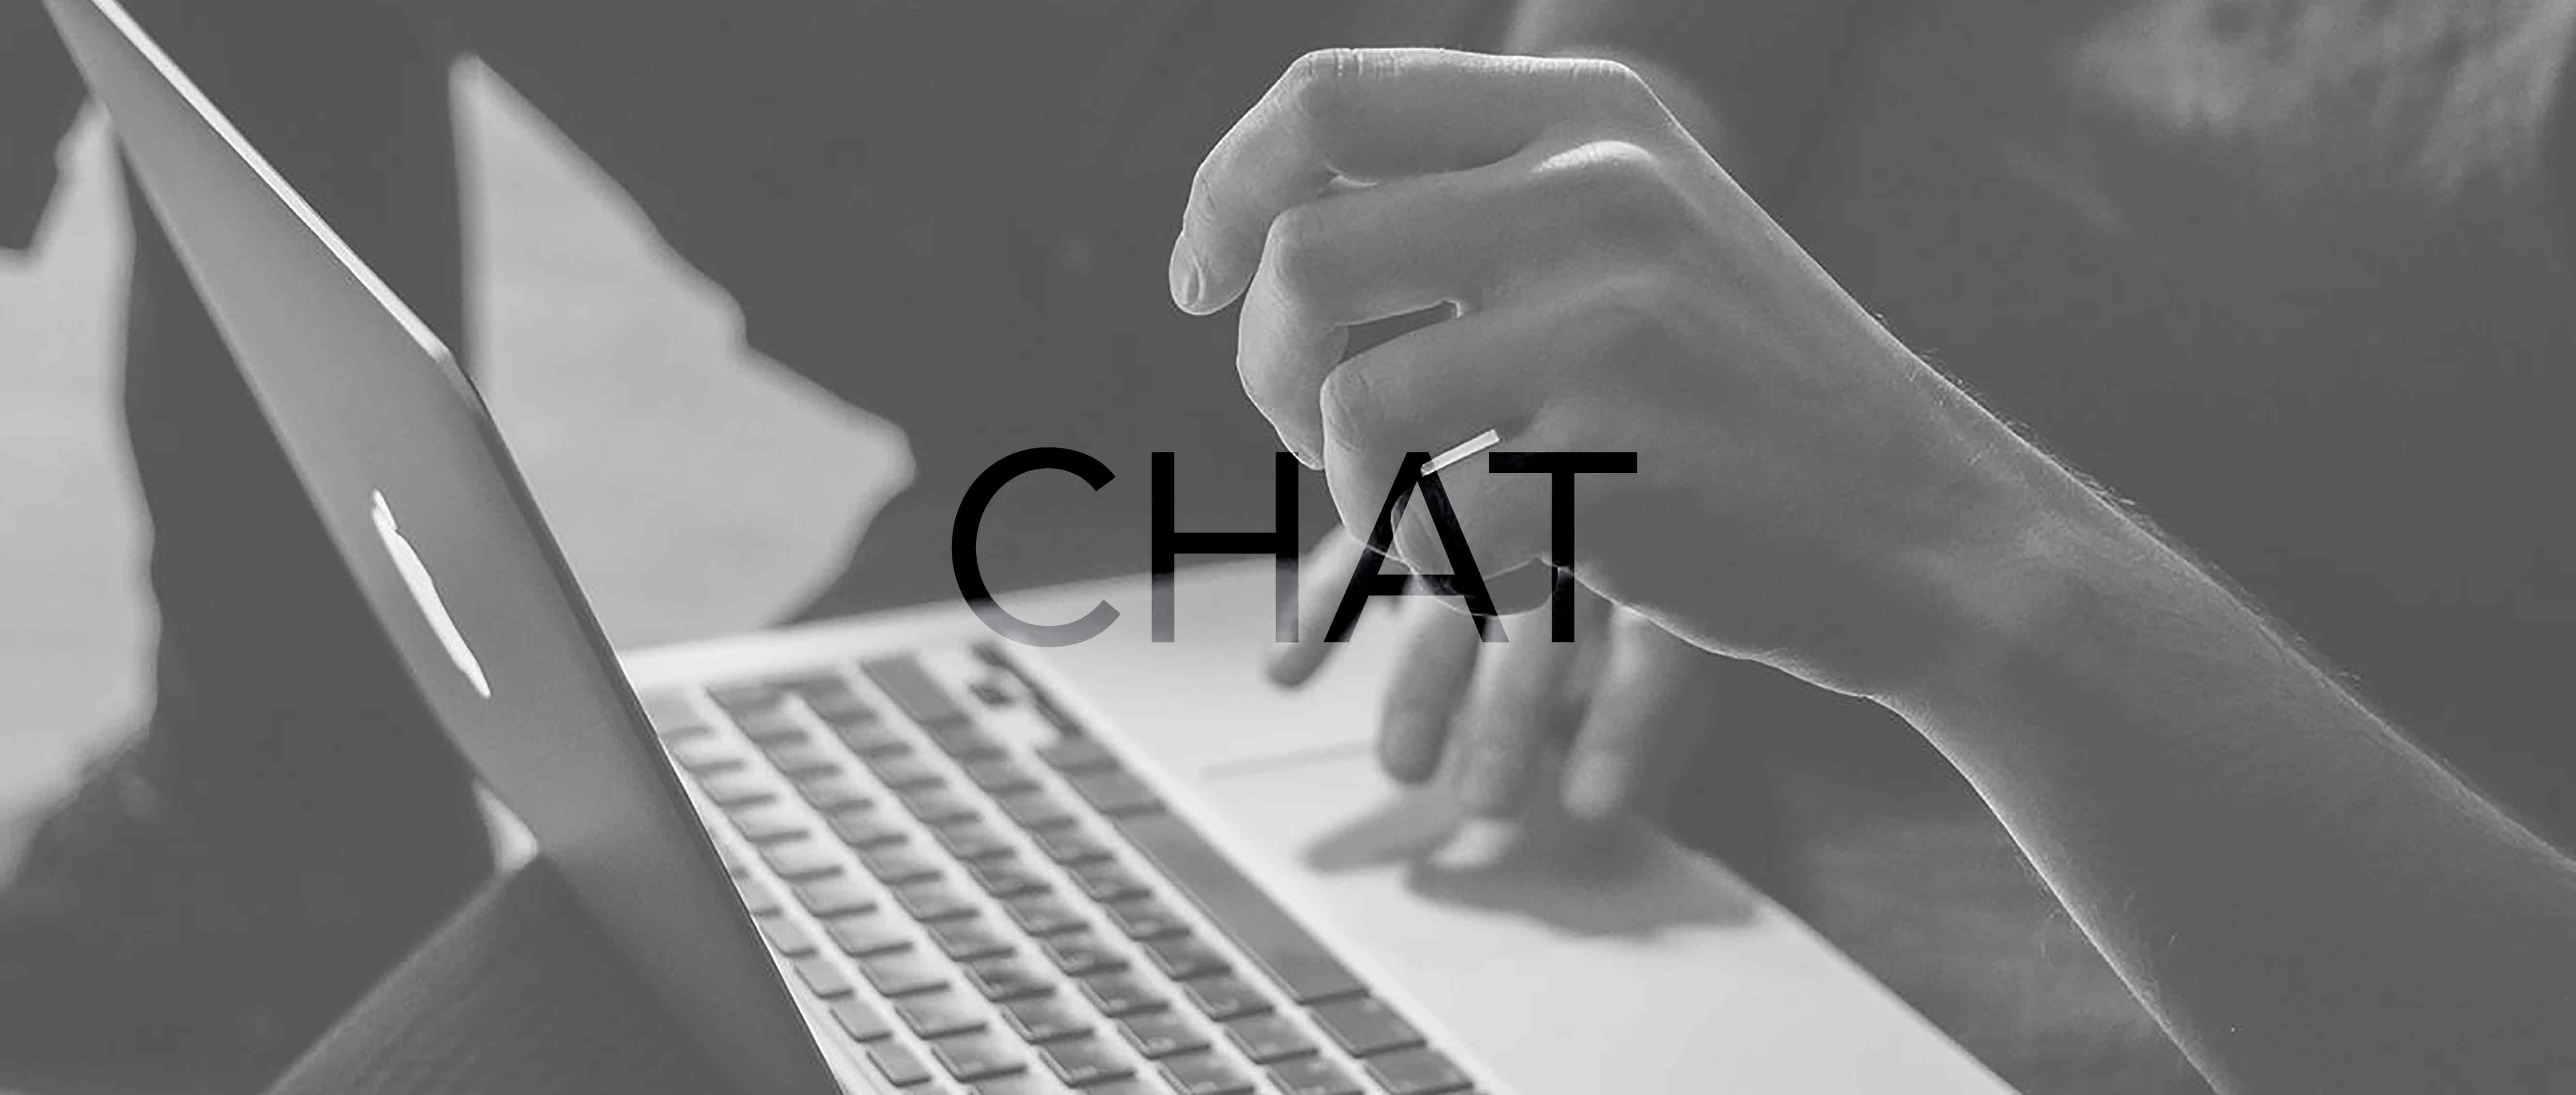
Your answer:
[1890,485,2576,1092]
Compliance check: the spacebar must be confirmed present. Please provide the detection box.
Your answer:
[1110,811,1367,1005]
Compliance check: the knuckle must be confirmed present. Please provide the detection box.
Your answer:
[1278,48,1366,130]
[1317,359,1388,447]
[1568,57,1663,122]
[1537,139,1682,243]
[1259,203,1338,304]
[1588,272,1690,346]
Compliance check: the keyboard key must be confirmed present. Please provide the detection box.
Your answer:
[1065,769,1163,817]
[1066,860,1151,903]
[800,686,877,724]
[959,757,1038,795]
[1222,1013,1317,1064]
[1037,1035,1135,1085]
[754,913,818,956]
[925,917,1016,962]
[1111,812,1367,1004]
[865,1039,934,1087]
[1035,736,1119,775]
[857,949,951,997]
[733,876,783,915]
[1142,936,1230,981]
[639,690,705,733]
[923,722,1006,760]
[1000,995,1091,1044]
[829,717,912,757]
[695,767,776,808]
[792,874,878,917]
[734,712,808,745]
[764,669,850,695]
[1104,897,1187,941]
[828,807,909,848]
[793,956,855,997]
[1179,975,1272,1021]
[862,655,972,726]
[828,997,892,1042]
[1116,1012,1208,1059]
[865,752,948,791]
[1158,1051,1256,1095]
[963,1078,1052,1095]
[859,846,945,886]
[1032,827,1114,866]
[897,786,982,827]
[1364,1048,1473,1095]
[727,802,811,845]
[892,880,980,923]
[824,912,912,957]
[762,739,842,778]
[1308,997,1423,1058]
[995,790,1077,831]
[1267,1056,1365,1095]
[663,733,741,773]
[795,771,874,812]
[966,859,1051,899]
[1037,932,1128,977]
[933,821,1016,863]
[895,990,990,1039]
[964,956,1053,1002]
[760,837,842,879]
[708,679,792,715]
[1002,895,1088,937]
[1078,972,1169,1018]
[928,1033,1027,1083]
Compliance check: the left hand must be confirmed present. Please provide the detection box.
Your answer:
[1269,529,1724,822]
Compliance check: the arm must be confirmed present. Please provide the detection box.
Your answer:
[1175,49,2576,1091]
[1895,483,2576,1092]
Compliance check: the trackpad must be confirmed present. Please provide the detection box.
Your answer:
[1193,750,2014,1093]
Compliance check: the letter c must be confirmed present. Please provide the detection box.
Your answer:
[953,447,1119,647]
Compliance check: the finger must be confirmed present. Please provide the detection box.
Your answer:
[1446,599,1603,816]
[1377,601,1482,784]
[1317,293,1607,579]
[1235,151,1584,464]
[1267,527,1370,687]
[1562,610,1724,823]
[1173,48,1633,315]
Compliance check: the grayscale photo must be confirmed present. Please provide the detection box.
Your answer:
[2,1,2571,1093]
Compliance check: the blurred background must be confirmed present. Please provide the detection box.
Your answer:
[0,63,907,824]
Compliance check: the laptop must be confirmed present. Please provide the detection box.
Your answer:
[46,0,2019,1090]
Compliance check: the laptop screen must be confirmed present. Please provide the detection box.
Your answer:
[43,0,840,1088]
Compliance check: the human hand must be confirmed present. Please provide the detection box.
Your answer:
[1173,48,2070,699]
[1269,530,1724,823]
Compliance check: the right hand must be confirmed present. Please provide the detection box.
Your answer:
[1173,49,2075,700]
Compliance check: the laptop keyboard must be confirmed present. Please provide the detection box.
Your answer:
[642,648,1481,1095]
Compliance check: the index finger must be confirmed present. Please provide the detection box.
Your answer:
[1169,48,1626,316]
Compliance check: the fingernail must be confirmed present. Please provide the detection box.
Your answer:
[1167,237,1202,311]
[1564,753,1629,822]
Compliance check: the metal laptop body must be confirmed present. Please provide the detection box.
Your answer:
[50,0,2019,1089]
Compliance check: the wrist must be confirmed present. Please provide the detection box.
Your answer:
[1869,424,2155,718]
